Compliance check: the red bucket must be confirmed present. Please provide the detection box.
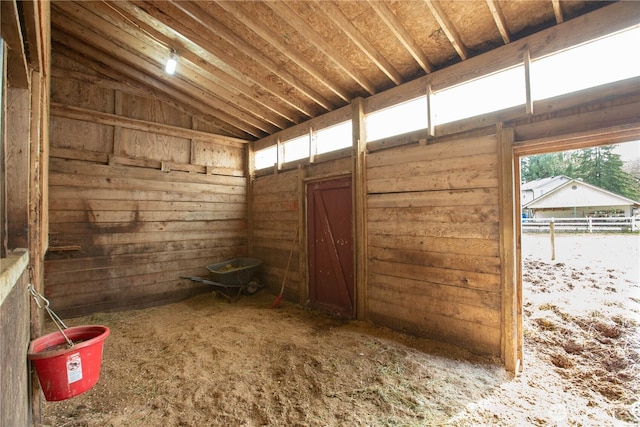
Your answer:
[27,325,110,401]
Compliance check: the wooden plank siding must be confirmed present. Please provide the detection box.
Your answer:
[249,156,354,301]
[250,170,301,299]
[0,265,30,427]
[45,53,248,316]
[366,132,503,356]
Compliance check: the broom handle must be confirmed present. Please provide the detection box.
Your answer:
[279,225,299,296]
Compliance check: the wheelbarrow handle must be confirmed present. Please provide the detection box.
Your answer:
[180,276,250,288]
[180,276,218,286]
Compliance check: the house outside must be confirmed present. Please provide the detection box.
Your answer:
[522,176,640,219]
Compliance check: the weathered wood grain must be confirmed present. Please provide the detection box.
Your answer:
[365,131,502,355]
[46,66,248,315]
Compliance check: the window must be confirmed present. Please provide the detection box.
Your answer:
[254,145,277,170]
[282,134,309,162]
[315,121,352,155]
[432,65,525,125]
[365,96,428,141]
[531,26,640,101]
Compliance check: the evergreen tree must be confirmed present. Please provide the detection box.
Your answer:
[570,146,639,200]
[520,152,570,182]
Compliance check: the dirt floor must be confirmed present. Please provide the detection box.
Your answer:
[39,233,639,426]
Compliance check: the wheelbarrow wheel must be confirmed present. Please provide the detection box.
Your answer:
[244,278,260,295]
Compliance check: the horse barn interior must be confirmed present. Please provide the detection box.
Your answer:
[1,0,639,425]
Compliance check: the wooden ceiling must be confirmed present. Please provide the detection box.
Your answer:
[50,1,612,141]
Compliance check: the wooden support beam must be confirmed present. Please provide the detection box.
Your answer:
[5,87,30,248]
[352,97,368,321]
[124,0,312,124]
[51,4,274,137]
[318,0,403,86]
[497,124,518,373]
[50,103,248,148]
[297,165,306,307]
[486,0,511,44]
[552,0,564,24]
[51,54,245,140]
[1,0,30,88]
[20,0,44,71]
[424,0,469,60]
[53,32,261,139]
[214,0,350,103]
[524,50,532,115]
[513,123,640,157]
[266,1,377,96]
[368,0,434,74]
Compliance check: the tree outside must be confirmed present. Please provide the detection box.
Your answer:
[521,144,640,201]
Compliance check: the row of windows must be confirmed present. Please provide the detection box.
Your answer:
[255,26,639,170]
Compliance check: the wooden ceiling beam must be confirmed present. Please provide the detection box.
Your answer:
[192,2,336,113]
[424,0,469,60]
[51,103,249,148]
[51,22,267,139]
[319,0,403,86]
[50,57,246,139]
[552,0,564,24]
[486,0,511,44]
[367,0,434,74]
[266,1,376,96]
[133,1,322,122]
[214,0,351,103]
[52,37,255,139]
[102,1,297,130]
[178,0,335,116]
[53,3,278,137]
[122,1,314,128]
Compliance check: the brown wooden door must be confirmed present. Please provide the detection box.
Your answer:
[307,177,354,317]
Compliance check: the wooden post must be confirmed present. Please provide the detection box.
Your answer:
[297,165,306,306]
[550,219,556,260]
[497,123,519,373]
[352,97,367,321]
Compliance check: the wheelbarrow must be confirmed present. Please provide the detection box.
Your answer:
[181,257,263,302]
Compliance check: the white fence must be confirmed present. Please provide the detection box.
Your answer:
[522,216,640,233]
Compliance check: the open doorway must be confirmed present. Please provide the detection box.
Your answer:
[517,140,639,423]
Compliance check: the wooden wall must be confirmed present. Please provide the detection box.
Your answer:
[251,170,301,299]
[46,53,248,316]
[0,253,30,427]
[250,156,353,303]
[366,132,503,356]
[1,0,51,423]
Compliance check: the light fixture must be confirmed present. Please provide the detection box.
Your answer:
[165,50,177,75]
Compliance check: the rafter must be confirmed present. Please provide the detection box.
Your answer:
[265,1,376,96]
[424,0,469,60]
[168,0,335,117]
[55,2,284,133]
[552,0,564,24]
[214,0,351,103]
[486,0,511,44]
[51,12,269,138]
[319,0,403,86]
[132,1,319,122]
[112,0,309,127]
[367,0,434,74]
[51,48,247,139]
[87,6,292,129]
[56,1,279,136]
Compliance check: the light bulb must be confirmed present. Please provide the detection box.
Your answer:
[165,57,177,75]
